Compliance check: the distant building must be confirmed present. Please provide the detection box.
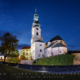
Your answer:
[20,47,31,60]
[0,55,4,60]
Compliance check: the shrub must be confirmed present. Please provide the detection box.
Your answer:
[32,54,75,66]
[6,57,19,63]
[20,55,26,60]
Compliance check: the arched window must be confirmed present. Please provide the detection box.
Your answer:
[36,28,38,30]
[40,49,42,52]
[36,32,38,35]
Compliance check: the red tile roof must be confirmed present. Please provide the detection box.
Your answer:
[21,47,31,49]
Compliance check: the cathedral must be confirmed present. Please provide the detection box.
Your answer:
[31,9,67,60]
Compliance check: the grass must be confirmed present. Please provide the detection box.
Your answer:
[0,64,80,80]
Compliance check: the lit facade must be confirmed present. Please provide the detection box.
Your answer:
[20,47,31,60]
[30,9,67,60]
[45,39,67,57]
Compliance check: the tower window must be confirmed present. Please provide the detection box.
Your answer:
[40,44,42,46]
[36,28,38,30]
[40,49,42,52]
[38,54,40,57]
[36,32,38,35]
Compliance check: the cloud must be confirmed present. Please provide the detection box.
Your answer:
[16,43,30,49]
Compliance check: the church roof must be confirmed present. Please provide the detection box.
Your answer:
[49,35,63,42]
[46,35,63,45]
[52,43,66,48]
[45,42,66,49]
[21,47,31,49]
[46,42,55,48]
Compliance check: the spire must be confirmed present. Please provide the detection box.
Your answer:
[32,9,40,27]
[35,8,37,14]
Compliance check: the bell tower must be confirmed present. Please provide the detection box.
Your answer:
[31,9,43,44]
[30,9,45,60]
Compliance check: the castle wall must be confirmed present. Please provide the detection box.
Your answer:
[73,53,80,65]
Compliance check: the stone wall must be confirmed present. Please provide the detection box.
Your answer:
[73,53,80,65]
[19,60,33,65]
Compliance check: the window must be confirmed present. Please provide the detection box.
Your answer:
[36,32,38,35]
[40,49,42,52]
[38,54,40,57]
[23,52,25,55]
[36,28,38,30]
[40,44,42,46]
[26,53,28,55]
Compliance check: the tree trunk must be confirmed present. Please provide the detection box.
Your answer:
[3,55,5,64]
[3,52,6,64]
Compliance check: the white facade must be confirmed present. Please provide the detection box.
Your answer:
[44,47,52,57]
[31,27,42,44]
[44,39,67,57]
[33,42,45,60]
[45,47,67,57]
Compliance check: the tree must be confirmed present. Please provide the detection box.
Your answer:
[20,55,26,60]
[14,49,19,57]
[0,32,19,63]
[13,49,19,60]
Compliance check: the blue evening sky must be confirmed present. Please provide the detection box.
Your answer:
[0,0,80,52]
